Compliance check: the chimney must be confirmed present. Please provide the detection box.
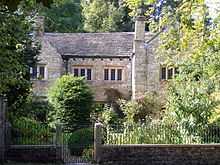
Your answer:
[34,16,44,37]
[131,6,147,100]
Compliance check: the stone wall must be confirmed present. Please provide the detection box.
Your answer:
[99,144,220,165]
[132,16,148,99]
[6,145,62,163]
[70,57,131,102]
[32,37,64,96]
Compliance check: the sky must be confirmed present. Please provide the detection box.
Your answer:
[205,0,220,18]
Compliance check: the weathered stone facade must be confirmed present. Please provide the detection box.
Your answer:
[32,37,64,96]
[69,57,131,101]
[32,16,165,101]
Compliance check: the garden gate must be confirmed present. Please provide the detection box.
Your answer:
[61,124,94,164]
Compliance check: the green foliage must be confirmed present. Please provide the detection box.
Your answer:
[82,0,132,32]
[99,105,120,125]
[156,1,220,134]
[119,92,162,123]
[12,117,53,145]
[24,96,53,122]
[124,0,156,16]
[48,75,94,130]
[0,6,39,116]
[105,121,203,145]
[40,0,83,32]
[68,128,93,155]
[201,124,220,143]
[96,92,162,125]
[8,94,53,122]
[0,0,53,10]
[82,148,94,161]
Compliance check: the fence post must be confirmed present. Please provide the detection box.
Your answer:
[0,96,6,163]
[55,124,63,162]
[94,122,103,163]
[55,124,62,146]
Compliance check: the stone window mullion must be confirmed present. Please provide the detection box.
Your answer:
[37,66,40,79]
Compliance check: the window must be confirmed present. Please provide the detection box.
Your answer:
[73,67,92,80]
[117,69,122,81]
[161,67,166,80]
[111,69,116,80]
[161,66,178,80]
[104,68,123,81]
[31,66,37,79]
[87,69,92,80]
[74,69,79,76]
[39,66,45,79]
[30,65,46,80]
[167,68,173,79]
[104,69,109,80]
[80,69,85,77]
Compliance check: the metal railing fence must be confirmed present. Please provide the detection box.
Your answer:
[104,123,220,145]
[11,122,55,145]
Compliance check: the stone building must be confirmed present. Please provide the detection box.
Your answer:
[32,15,177,102]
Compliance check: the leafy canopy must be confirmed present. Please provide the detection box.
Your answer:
[125,0,220,129]
[0,5,39,116]
[82,0,133,32]
[156,0,220,129]
[40,0,83,32]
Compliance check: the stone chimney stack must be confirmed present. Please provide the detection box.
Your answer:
[131,6,147,100]
[34,16,44,37]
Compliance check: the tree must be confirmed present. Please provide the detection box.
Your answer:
[0,6,39,117]
[48,75,94,130]
[82,0,133,32]
[0,0,53,10]
[156,1,220,130]
[125,0,220,129]
[40,0,83,32]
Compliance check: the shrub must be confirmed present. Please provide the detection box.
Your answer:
[104,88,126,118]
[82,148,94,161]
[9,94,53,123]
[99,105,121,125]
[24,96,53,122]
[11,117,53,145]
[48,75,94,130]
[119,92,162,123]
[68,128,93,156]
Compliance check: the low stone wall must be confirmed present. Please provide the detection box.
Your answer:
[99,144,220,165]
[6,145,62,163]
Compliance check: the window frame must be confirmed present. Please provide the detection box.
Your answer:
[104,67,123,81]
[160,65,178,81]
[72,66,93,81]
[30,64,47,80]
[104,69,109,80]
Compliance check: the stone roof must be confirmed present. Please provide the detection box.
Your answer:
[44,32,155,58]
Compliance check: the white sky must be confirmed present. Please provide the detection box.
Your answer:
[205,0,220,18]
